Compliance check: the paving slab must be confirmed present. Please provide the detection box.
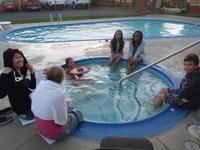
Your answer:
[150,138,169,150]
[156,121,200,150]
[17,134,99,150]
[0,115,36,150]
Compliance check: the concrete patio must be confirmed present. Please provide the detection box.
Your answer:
[0,15,200,150]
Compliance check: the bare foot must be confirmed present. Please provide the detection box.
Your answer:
[153,94,164,109]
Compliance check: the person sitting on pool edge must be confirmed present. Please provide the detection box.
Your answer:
[31,66,83,141]
[108,30,125,70]
[154,53,200,110]
[127,31,145,74]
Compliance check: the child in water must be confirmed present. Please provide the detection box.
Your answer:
[65,57,89,80]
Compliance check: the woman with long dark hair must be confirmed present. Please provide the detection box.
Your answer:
[109,30,125,69]
[127,31,145,74]
[0,48,36,120]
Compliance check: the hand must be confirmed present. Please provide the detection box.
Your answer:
[26,64,35,74]
[3,67,12,74]
[112,54,120,59]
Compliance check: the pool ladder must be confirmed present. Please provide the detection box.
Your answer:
[49,13,63,25]
[49,14,54,25]
[119,39,200,87]
[57,13,63,24]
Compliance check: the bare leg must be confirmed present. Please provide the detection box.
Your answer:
[153,88,168,108]
[108,57,114,66]
[153,94,165,108]
[131,63,137,72]
[127,57,142,74]
[108,54,117,66]
[127,58,133,74]
[113,56,121,70]
[128,62,137,74]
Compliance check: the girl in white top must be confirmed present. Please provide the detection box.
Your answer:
[127,31,145,74]
[31,66,83,140]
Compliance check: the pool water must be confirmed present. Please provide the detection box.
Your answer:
[63,59,174,123]
[6,19,200,43]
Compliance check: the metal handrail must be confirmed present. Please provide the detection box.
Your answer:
[49,14,54,25]
[58,13,63,24]
[119,39,200,86]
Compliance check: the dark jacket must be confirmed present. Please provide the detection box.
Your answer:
[0,71,36,114]
[179,67,200,110]
[0,48,36,114]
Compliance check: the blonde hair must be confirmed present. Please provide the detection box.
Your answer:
[46,66,65,84]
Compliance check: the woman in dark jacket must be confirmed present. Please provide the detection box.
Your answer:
[0,48,36,120]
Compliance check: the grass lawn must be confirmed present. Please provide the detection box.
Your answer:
[12,14,137,24]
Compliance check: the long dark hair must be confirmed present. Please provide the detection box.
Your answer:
[131,31,143,49]
[3,48,28,76]
[111,30,124,53]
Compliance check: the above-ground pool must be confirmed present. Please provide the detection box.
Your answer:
[5,19,200,43]
[41,57,188,140]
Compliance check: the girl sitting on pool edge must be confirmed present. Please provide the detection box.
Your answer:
[127,31,145,74]
[108,30,125,70]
